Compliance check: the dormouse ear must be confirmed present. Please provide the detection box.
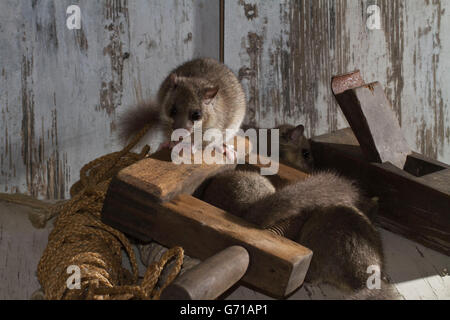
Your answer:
[202,86,219,104]
[169,73,178,89]
[289,124,305,141]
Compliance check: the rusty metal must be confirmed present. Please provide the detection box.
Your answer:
[331,70,365,95]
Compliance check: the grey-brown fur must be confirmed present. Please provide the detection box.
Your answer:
[242,123,314,173]
[297,204,399,299]
[278,124,314,173]
[296,205,382,290]
[117,58,246,151]
[200,170,399,299]
[201,170,275,217]
[117,100,169,143]
[117,100,173,153]
[158,58,246,143]
[243,171,363,228]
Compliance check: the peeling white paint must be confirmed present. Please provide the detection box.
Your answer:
[0,0,219,199]
[225,0,450,164]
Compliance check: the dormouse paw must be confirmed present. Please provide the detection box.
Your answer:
[174,141,199,155]
[219,143,237,162]
[159,141,171,150]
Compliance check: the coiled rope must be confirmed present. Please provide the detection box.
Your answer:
[2,124,184,300]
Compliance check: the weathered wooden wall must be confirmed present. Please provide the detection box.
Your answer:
[0,0,219,199]
[225,0,450,163]
[1,0,449,200]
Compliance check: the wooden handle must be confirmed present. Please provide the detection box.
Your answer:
[160,246,249,300]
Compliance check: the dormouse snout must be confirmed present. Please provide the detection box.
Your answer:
[172,119,193,133]
[190,110,202,121]
[157,58,246,154]
[171,111,203,133]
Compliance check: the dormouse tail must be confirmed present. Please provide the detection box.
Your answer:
[243,171,362,228]
[117,101,170,153]
[118,100,164,142]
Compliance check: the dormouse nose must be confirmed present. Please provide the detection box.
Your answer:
[190,110,202,121]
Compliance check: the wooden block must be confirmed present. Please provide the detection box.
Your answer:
[161,246,250,300]
[102,133,313,297]
[117,157,235,203]
[332,72,412,169]
[311,128,450,255]
[120,135,252,203]
[102,188,312,297]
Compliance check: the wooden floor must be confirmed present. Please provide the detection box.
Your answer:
[1,199,449,300]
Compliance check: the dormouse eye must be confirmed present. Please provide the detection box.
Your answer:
[302,149,310,160]
[190,110,202,121]
[170,104,177,117]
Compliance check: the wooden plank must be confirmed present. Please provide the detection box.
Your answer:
[117,158,235,203]
[119,135,251,202]
[0,201,53,299]
[420,169,450,194]
[311,128,450,255]
[102,184,312,297]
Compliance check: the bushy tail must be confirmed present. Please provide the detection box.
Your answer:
[243,171,362,228]
[117,101,170,153]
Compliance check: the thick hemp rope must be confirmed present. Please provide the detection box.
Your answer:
[2,124,184,300]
